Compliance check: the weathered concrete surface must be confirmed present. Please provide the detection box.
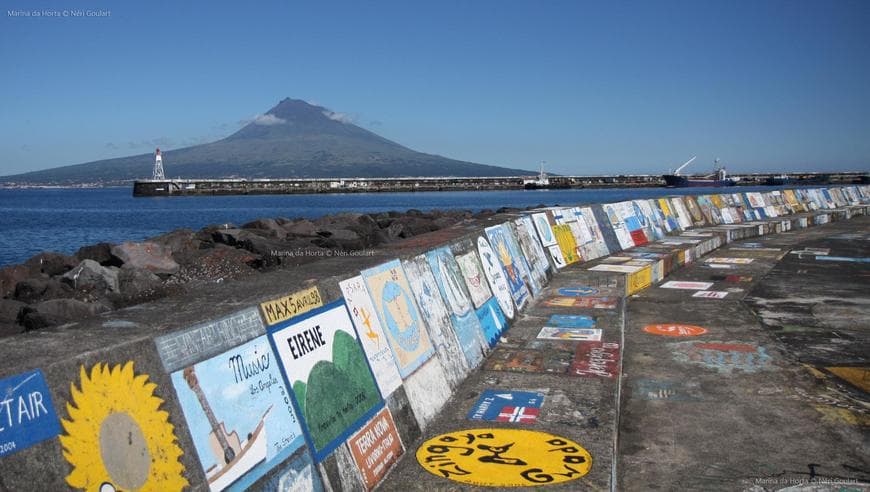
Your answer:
[619,216,870,490]
[380,268,626,491]
[0,188,866,492]
[381,216,869,491]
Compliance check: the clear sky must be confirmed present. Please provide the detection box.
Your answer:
[1,0,868,176]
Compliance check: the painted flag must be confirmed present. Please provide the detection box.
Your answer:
[496,406,540,423]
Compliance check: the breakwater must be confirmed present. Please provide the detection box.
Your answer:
[0,185,867,491]
[131,172,868,196]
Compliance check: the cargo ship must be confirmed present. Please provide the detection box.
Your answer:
[663,157,737,188]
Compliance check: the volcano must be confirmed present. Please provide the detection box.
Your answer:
[2,98,533,184]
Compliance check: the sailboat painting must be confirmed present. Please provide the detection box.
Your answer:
[171,335,306,492]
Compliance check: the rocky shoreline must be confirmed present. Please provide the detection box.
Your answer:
[0,206,534,337]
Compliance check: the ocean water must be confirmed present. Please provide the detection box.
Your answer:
[0,185,800,267]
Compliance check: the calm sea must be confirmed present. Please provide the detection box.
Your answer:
[0,185,800,267]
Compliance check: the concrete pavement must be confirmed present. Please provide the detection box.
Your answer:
[383,216,870,491]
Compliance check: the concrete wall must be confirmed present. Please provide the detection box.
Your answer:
[0,185,868,492]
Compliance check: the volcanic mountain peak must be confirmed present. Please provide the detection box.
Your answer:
[225,98,395,145]
[2,98,533,183]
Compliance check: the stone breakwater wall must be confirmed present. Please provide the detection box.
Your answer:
[0,186,867,491]
[0,208,491,336]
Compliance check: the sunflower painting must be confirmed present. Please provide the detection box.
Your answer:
[60,361,188,492]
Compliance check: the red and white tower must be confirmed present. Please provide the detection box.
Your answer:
[152,148,166,180]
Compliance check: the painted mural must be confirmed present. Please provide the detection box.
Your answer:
[573,207,610,260]
[361,260,435,378]
[455,250,493,309]
[256,449,323,492]
[0,369,60,458]
[415,428,591,487]
[513,217,550,289]
[552,224,579,265]
[532,212,557,247]
[671,341,773,374]
[453,240,509,347]
[339,276,404,398]
[477,236,517,320]
[60,362,188,491]
[171,336,305,491]
[403,255,477,384]
[602,203,635,250]
[259,287,323,326]
[268,301,384,461]
[499,223,542,296]
[427,246,503,348]
[347,407,404,490]
[484,224,531,309]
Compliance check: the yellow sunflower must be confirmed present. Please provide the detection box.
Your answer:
[60,361,188,492]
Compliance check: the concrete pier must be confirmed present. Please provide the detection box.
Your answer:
[0,186,867,491]
[131,172,869,196]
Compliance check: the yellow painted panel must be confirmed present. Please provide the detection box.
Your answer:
[60,362,188,491]
[826,366,870,393]
[259,286,323,325]
[813,405,870,427]
[553,224,579,265]
[626,265,652,295]
[658,198,672,215]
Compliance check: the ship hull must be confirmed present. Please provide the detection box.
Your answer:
[663,175,736,188]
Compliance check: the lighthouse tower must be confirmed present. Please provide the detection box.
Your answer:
[152,148,166,180]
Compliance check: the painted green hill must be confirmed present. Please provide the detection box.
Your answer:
[295,330,380,450]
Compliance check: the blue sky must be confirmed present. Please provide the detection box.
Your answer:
[1,0,868,175]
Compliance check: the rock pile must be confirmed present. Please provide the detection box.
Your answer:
[0,208,486,336]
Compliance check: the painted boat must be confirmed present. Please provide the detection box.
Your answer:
[206,407,272,492]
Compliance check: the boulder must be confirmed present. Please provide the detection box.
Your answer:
[172,244,260,283]
[314,226,365,250]
[242,218,287,238]
[18,299,109,331]
[149,229,202,256]
[392,216,438,238]
[284,219,318,237]
[348,215,380,246]
[0,264,31,298]
[316,226,360,242]
[13,277,73,304]
[117,267,165,301]
[433,216,460,229]
[211,228,252,247]
[315,212,362,227]
[195,223,237,243]
[24,252,78,276]
[384,222,405,242]
[62,259,120,293]
[111,241,180,275]
[375,217,393,229]
[0,298,25,324]
[75,242,120,266]
[237,235,294,266]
